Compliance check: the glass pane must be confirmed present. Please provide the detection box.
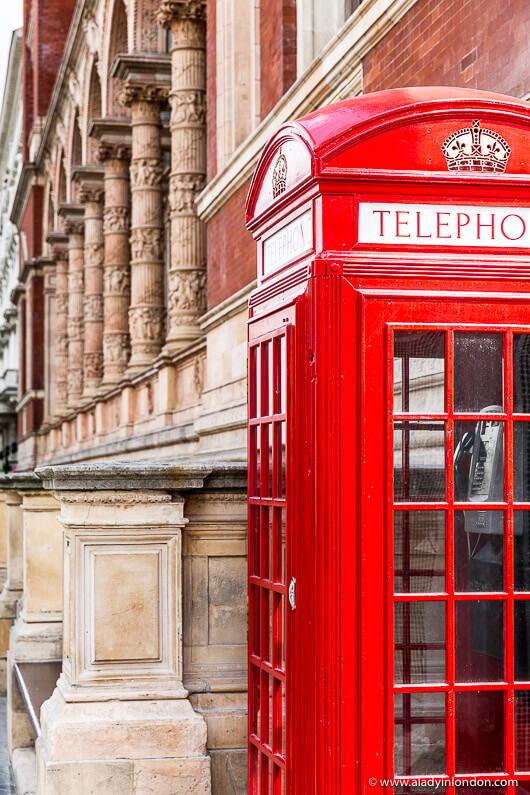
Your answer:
[456,789,504,795]
[252,344,261,417]
[396,788,446,794]
[515,422,530,502]
[454,419,504,503]
[394,692,445,776]
[280,335,287,415]
[515,601,530,681]
[515,511,530,591]
[514,333,530,413]
[455,511,504,592]
[454,332,504,412]
[394,422,446,502]
[394,511,445,593]
[515,691,530,771]
[455,600,504,682]
[394,331,445,413]
[394,601,445,683]
[455,691,504,773]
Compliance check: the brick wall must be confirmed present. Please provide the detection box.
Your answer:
[207,181,255,309]
[363,0,530,99]
[34,0,76,118]
[206,0,217,181]
[260,0,297,118]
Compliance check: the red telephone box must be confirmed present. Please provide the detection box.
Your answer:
[245,87,530,795]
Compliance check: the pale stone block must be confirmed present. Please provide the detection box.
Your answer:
[0,658,7,696]
[210,749,247,795]
[208,557,246,646]
[133,757,211,794]
[12,746,37,795]
[8,706,33,754]
[37,757,134,795]
[22,492,62,619]
[41,690,208,761]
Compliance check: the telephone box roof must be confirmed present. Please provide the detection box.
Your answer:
[246,87,530,225]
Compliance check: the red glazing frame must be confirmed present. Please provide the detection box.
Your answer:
[248,323,290,795]
[385,319,530,795]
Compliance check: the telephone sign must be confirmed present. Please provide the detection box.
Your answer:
[246,87,530,795]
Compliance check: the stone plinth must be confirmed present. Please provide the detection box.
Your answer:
[6,473,61,756]
[34,461,216,794]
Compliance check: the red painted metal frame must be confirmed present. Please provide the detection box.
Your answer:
[246,88,530,795]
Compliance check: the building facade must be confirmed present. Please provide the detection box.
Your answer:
[0,0,528,793]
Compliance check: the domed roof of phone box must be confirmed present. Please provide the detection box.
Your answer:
[247,87,530,224]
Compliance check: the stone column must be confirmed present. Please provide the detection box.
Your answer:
[6,474,61,755]
[47,234,69,418]
[79,184,105,399]
[158,0,207,349]
[119,86,168,373]
[97,144,132,387]
[35,462,211,793]
[63,219,85,409]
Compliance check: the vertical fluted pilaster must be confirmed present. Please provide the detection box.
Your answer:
[79,185,105,399]
[48,234,69,416]
[64,222,85,409]
[119,85,168,372]
[97,144,132,387]
[158,0,207,349]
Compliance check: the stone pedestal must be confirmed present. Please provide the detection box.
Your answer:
[34,462,213,794]
[0,485,21,695]
[6,474,61,756]
[158,0,207,350]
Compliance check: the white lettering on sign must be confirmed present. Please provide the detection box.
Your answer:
[358,202,530,247]
[263,209,313,275]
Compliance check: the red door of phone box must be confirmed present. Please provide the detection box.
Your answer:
[245,87,530,795]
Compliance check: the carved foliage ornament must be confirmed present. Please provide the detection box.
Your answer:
[169,173,205,213]
[119,84,169,108]
[68,272,84,292]
[84,243,104,267]
[272,150,287,198]
[97,143,131,163]
[67,369,83,394]
[79,186,104,204]
[157,0,206,27]
[170,90,206,126]
[56,294,68,313]
[68,317,84,339]
[84,295,103,321]
[84,352,104,379]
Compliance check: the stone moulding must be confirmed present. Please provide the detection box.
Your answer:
[35,460,247,492]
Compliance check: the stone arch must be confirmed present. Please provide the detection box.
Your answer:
[102,0,129,117]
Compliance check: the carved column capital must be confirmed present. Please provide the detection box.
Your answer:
[78,185,104,204]
[157,0,206,27]
[119,84,169,109]
[97,143,132,163]
[63,221,85,237]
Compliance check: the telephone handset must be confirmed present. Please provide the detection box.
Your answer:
[454,405,504,535]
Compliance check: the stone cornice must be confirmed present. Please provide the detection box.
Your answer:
[57,203,85,233]
[111,53,171,91]
[71,165,104,185]
[196,0,419,222]
[88,118,132,147]
[36,460,247,491]
[10,162,42,228]
[46,230,69,256]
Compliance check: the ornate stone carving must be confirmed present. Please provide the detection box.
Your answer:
[63,221,84,236]
[84,242,104,267]
[130,158,165,188]
[60,491,171,505]
[67,317,84,339]
[130,227,164,260]
[129,306,165,343]
[68,272,84,292]
[194,356,203,397]
[103,206,130,234]
[103,333,130,365]
[169,174,205,213]
[79,186,104,204]
[56,334,68,355]
[56,294,68,313]
[104,266,130,295]
[84,352,104,380]
[119,84,169,108]
[170,90,206,125]
[157,0,206,26]
[84,295,103,322]
[168,269,206,313]
[97,143,132,163]
[67,369,83,395]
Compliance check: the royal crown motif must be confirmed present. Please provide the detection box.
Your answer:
[441,119,511,173]
[272,151,287,198]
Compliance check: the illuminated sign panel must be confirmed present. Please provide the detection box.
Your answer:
[263,209,313,275]
[358,201,530,246]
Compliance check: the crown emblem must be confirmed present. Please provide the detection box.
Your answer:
[272,151,287,198]
[441,120,511,173]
